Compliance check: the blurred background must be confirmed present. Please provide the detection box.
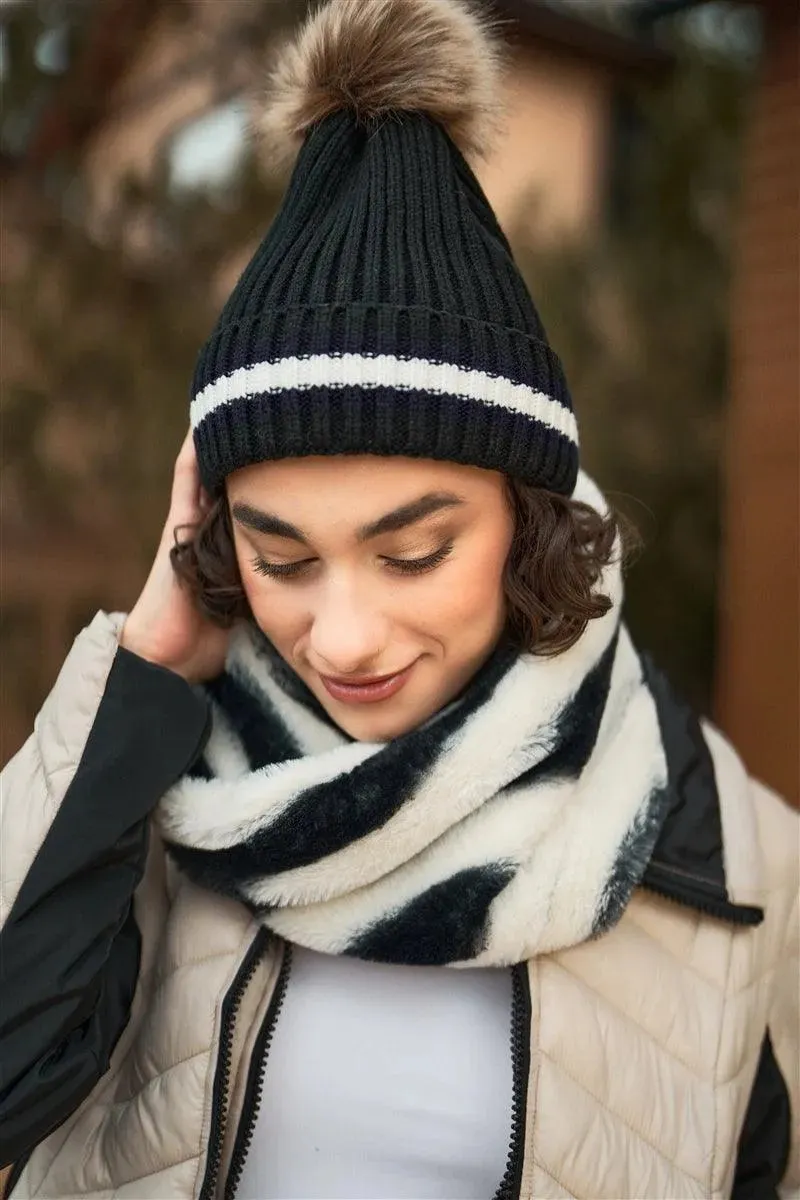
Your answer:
[1,0,797,800]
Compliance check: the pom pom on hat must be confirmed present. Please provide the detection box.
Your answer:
[259,0,503,163]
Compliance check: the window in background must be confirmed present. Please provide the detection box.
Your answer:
[167,99,249,195]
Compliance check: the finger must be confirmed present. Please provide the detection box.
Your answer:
[170,430,201,517]
[175,427,195,467]
[173,429,198,483]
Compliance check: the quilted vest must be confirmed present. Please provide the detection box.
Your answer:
[11,745,798,1200]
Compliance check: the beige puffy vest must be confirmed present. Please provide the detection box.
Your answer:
[3,614,798,1199]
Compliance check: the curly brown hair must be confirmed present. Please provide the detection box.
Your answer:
[171,479,621,657]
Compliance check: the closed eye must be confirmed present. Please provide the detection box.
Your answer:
[251,556,315,579]
[251,540,454,581]
[382,541,454,574]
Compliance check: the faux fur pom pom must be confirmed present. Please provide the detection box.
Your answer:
[259,0,503,163]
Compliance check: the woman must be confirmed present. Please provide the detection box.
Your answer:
[1,0,797,1196]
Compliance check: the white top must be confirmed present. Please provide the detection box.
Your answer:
[237,946,513,1200]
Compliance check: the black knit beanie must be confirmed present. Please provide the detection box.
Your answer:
[191,0,578,496]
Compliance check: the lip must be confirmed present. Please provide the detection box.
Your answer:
[320,662,417,705]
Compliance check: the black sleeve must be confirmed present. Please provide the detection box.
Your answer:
[732,1029,792,1199]
[0,648,210,1169]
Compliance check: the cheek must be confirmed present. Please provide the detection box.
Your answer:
[234,534,305,647]
[239,570,306,649]
[424,538,509,635]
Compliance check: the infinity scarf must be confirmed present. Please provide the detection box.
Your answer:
[158,475,671,967]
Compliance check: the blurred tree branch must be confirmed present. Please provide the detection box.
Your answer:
[0,1,751,731]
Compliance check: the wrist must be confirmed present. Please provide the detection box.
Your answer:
[119,619,175,675]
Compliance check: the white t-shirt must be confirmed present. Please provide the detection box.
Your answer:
[237,946,513,1199]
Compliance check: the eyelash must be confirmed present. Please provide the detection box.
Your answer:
[251,540,454,580]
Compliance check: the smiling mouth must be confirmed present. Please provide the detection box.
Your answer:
[320,662,417,705]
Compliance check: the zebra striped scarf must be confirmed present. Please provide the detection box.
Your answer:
[158,478,670,967]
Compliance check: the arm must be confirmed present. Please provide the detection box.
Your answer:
[732,1031,792,1199]
[774,889,799,1197]
[0,613,209,1169]
[732,875,799,1199]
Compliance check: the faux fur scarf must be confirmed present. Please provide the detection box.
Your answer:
[159,475,671,968]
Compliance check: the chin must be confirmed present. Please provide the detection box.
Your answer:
[319,694,440,743]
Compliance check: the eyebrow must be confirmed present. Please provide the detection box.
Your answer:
[231,491,465,545]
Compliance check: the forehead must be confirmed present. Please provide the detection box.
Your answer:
[226,455,504,519]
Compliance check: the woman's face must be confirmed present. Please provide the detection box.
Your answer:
[226,455,514,741]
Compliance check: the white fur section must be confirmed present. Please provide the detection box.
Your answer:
[477,633,667,963]
[202,701,251,780]
[158,741,377,850]
[571,469,606,512]
[252,624,641,921]
[263,633,666,961]
[262,774,573,954]
[162,601,616,875]
[190,352,579,446]
[572,469,622,608]
[701,721,763,905]
[240,657,561,907]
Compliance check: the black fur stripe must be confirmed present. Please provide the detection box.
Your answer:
[513,629,619,789]
[206,670,301,769]
[246,627,335,726]
[346,865,516,965]
[166,840,259,906]
[593,783,671,934]
[187,756,213,781]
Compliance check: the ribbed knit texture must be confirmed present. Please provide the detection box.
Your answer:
[192,111,578,494]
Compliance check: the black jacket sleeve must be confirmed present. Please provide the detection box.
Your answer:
[0,648,209,1169]
[732,1030,792,1198]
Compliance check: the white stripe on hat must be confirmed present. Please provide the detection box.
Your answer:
[191,352,578,446]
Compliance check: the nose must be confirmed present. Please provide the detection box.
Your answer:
[308,578,391,676]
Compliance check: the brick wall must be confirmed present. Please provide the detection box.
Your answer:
[714,0,800,801]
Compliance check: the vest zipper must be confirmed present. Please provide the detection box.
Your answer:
[224,942,293,1199]
[493,963,532,1200]
[640,872,764,926]
[198,928,271,1200]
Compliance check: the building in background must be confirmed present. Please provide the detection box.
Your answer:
[76,0,671,237]
[710,0,799,800]
[479,0,671,234]
[1,0,797,805]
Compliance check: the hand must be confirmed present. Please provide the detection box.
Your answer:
[120,430,230,683]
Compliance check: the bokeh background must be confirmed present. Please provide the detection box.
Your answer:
[1,0,797,799]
